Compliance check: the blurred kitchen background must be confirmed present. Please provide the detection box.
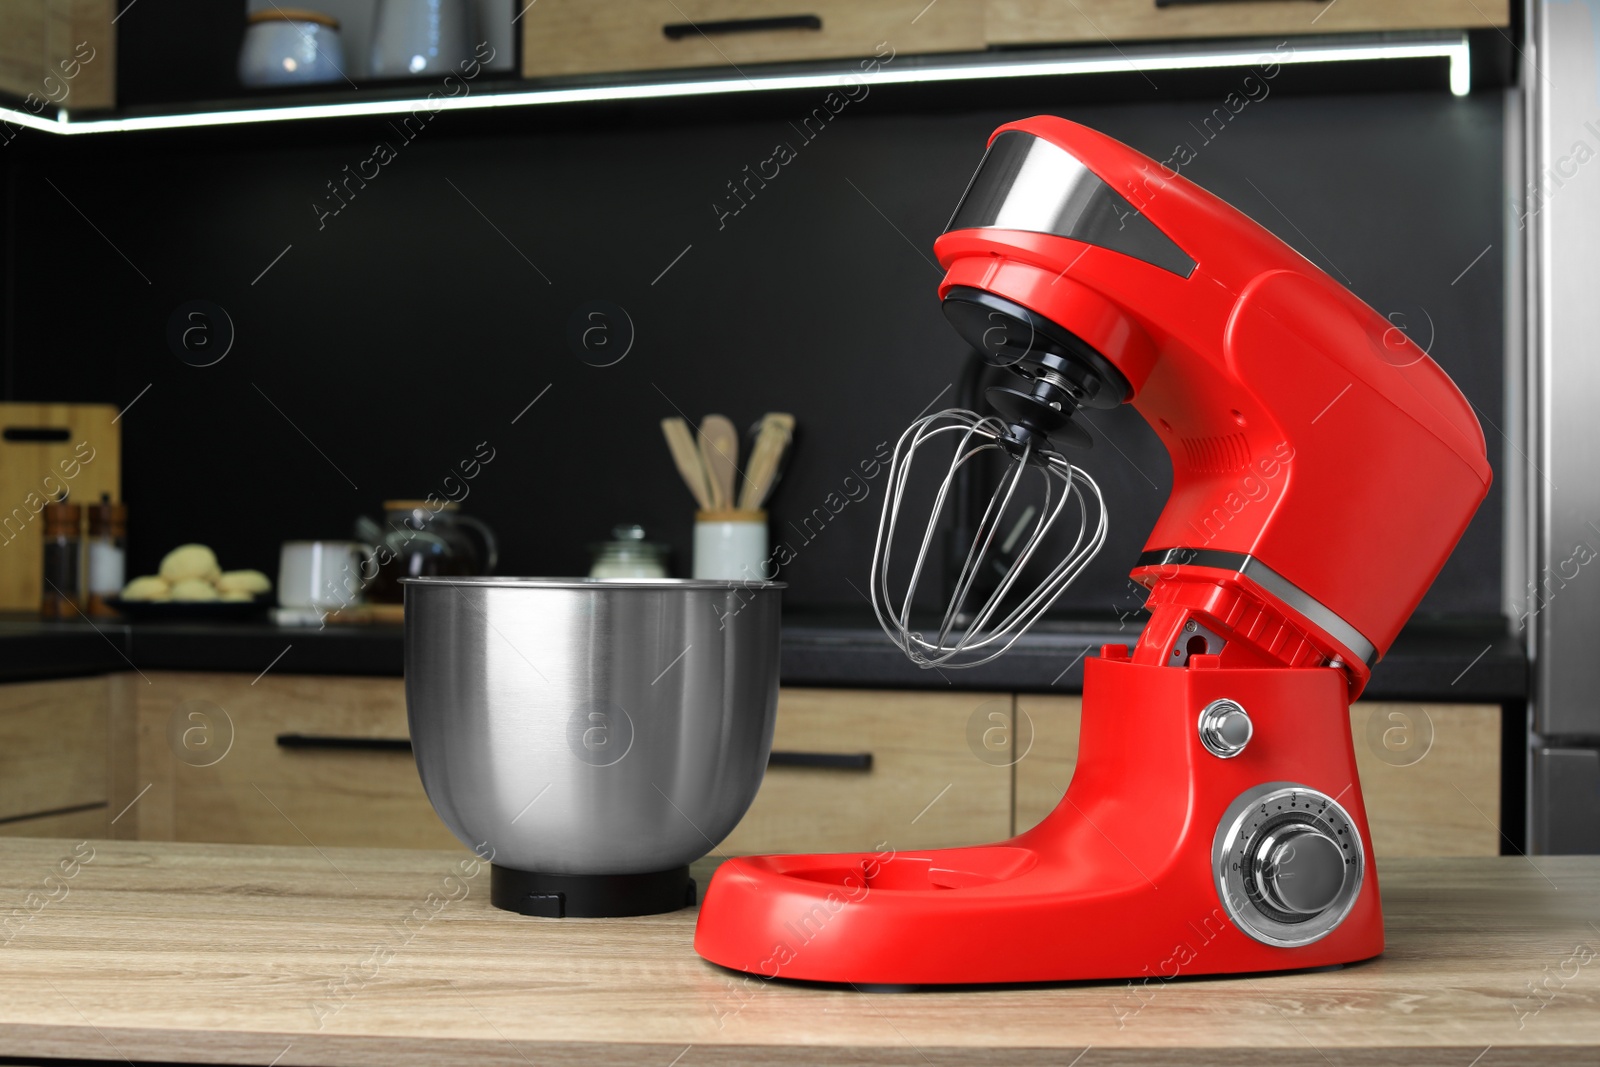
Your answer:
[3,1,1591,864]
[3,6,1508,611]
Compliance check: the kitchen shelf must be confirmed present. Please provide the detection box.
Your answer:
[0,29,1494,139]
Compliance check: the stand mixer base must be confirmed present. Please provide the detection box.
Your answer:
[491,865,696,918]
[695,655,1385,984]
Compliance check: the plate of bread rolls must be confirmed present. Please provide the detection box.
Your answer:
[107,543,274,621]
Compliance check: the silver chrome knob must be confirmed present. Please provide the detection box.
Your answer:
[1252,826,1347,915]
[1213,783,1365,947]
[1198,699,1252,758]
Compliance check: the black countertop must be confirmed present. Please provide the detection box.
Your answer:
[0,610,1527,702]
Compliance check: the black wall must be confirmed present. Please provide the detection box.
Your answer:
[0,77,1506,618]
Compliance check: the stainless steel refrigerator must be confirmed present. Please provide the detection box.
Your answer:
[1526,0,1600,852]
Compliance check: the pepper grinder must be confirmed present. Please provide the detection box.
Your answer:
[86,493,126,617]
[40,498,82,618]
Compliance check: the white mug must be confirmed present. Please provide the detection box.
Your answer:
[278,541,374,611]
[693,511,770,581]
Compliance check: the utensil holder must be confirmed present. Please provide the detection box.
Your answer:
[693,510,768,581]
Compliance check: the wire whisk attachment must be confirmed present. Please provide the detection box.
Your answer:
[870,408,1108,670]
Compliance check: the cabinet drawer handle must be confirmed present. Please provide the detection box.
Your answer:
[768,750,872,770]
[276,733,412,752]
[663,15,822,40]
[2,426,72,442]
[1154,0,1320,6]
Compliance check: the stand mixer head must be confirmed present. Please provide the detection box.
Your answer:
[874,116,1492,696]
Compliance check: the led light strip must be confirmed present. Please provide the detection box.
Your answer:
[0,34,1470,136]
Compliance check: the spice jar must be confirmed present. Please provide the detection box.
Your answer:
[40,499,82,618]
[86,494,126,617]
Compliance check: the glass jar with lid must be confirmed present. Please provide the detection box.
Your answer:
[588,525,669,579]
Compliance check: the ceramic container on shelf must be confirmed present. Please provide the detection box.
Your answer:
[370,0,473,78]
[692,509,768,581]
[238,9,346,88]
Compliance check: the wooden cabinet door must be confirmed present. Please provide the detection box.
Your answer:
[522,0,982,79]
[985,0,1508,47]
[0,805,107,839]
[0,676,107,826]
[0,0,114,115]
[717,689,1014,856]
[1352,702,1501,857]
[126,676,1013,858]
[1016,695,1501,857]
[130,673,462,852]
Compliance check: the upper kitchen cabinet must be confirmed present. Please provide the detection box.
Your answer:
[0,0,115,113]
[520,0,985,79]
[985,0,1509,47]
[0,0,1507,131]
[519,0,1508,82]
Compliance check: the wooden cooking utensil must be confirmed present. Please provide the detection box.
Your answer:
[698,415,739,512]
[660,417,713,510]
[739,412,794,510]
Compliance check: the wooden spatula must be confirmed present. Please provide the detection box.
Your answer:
[740,412,794,510]
[661,417,713,510]
[699,414,739,512]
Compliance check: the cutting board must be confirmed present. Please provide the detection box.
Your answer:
[0,403,121,612]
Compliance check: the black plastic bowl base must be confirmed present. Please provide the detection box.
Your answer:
[490,864,697,918]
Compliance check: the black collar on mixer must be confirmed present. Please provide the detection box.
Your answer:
[940,286,1132,457]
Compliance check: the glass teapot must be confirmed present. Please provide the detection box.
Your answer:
[356,500,499,603]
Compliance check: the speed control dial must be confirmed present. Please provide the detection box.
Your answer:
[1213,783,1364,947]
[1254,826,1346,915]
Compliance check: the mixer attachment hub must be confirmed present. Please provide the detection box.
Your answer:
[941,286,1130,453]
[985,383,1093,454]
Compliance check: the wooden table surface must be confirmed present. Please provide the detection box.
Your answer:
[0,839,1596,1066]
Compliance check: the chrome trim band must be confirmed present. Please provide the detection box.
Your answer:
[1134,548,1379,668]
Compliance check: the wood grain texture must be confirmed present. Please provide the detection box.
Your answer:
[0,676,108,821]
[986,0,1509,45]
[521,0,982,78]
[0,401,120,611]
[0,1,47,98]
[0,803,107,839]
[105,671,139,841]
[0,840,1593,1065]
[1015,696,1501,857]
[718,688,1012,855]
[126,676,1007,856]
[132,672,460,851]
[1352,702,1500,857]
[1013,693,1082,834]
[0,0,114,110]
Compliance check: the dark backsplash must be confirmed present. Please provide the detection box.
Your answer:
[0,80,1505,617]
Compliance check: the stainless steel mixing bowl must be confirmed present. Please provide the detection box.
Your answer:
[404,576,782,884]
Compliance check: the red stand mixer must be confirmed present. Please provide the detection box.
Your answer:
[695,116,1491,984]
